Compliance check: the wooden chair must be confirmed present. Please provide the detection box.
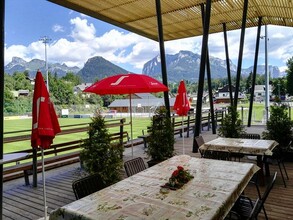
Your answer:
[231,172,277,220]
[72,173,106,200]
[197,136,231,160]
[200,149,231,161]
[264,140,291,187]
[240,133,261,139]
[225,198,261,220]
[193,135,204,152]
[233,133,260,162]
[124,157,146,177]
[240,133,263,194]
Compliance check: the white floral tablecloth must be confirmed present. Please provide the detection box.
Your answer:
[49,155,259,220]
[200,137,278,156]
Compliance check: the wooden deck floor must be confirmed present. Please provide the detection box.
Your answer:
[2,128,293,219]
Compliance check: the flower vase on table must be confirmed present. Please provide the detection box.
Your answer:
[162,166,194,190]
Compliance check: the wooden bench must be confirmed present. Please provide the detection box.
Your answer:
[138,128,152,149]
[172,116,196,138]
[139,116,196,149]
[3,140,82,185]
[3,130,131,186]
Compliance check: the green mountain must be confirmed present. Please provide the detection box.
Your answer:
[77,56,129,83]
[4,57,80,77]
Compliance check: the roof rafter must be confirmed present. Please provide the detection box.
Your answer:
[48,0,293,41]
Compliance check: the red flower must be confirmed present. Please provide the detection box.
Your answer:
[168,166,194,188]
[172,170,179,177]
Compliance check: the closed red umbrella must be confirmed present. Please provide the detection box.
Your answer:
[173,80,190,154]
[83,73,168,157]
[173,80,191,116]
[31,71,61,149]
[31,70,61,219]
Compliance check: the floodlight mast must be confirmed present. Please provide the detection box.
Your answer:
[40,36,51,92]
[260,25,269,122]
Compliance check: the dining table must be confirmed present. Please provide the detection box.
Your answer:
[49,155,259,220]
[200,137,278,185]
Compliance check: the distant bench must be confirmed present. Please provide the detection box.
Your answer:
[138,115,197,149]
[172,116,196,138]
[138,112,223,149]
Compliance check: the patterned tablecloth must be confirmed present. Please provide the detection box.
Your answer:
[49,155,259,220]
[201,137,279,156]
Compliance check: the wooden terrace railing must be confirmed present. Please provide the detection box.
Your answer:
[3,118,130,186]
[2,110,224,186]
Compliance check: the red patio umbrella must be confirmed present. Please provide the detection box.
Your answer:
[173,80,190,154]
[173,80,191,116]
[83,73,168,157]
[31,70,61,219]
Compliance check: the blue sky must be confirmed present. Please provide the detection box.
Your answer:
[5,0,293,75]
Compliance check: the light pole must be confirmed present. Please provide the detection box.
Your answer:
[260,25,269,122]
[40,36,51,91]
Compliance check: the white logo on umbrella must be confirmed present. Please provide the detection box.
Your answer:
[33,96,45,129]
[111,75,129,86]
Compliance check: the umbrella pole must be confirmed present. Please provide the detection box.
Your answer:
[129,95,133,157]
[42,149,48,219]
[181,116,185,155]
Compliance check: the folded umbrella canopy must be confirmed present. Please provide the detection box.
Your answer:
[173,80,191,154]
[31,71,61,149]
[31,70,61,219]
[83,73,168,157]
[173,80,191,116]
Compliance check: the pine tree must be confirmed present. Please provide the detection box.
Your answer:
[262,104,293,148]
[218,105,245,138]
[146,107,175,161]
[80,113,123,186]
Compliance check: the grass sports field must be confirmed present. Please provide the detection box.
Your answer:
[3,117,152,153]
[4,102,291,153]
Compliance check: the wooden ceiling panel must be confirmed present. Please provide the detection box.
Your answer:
[48,0,293,41]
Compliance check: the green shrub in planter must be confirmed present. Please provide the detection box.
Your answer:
[80,113,123,186]
[218,105,246,138]
[146,107,175,165]
[262,104,293,148]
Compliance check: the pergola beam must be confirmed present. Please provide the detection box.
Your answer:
[201,4,216,135]
[0,0,4,217]
[155,0,170,117]
[194,0,212,138]
[248,17,263,127]
[234,0,249,108]
[223,23,233,105]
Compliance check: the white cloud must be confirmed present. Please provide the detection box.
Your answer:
[52,24,65,33]
[4,15,293,74]
[70,17,96,42]
[279,66,288,72]
[5,45,30,64]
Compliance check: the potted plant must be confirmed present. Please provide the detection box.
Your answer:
[80,112,124,186]
[262,104,293,149]
[218,105,246,138]
[146,107,175,167]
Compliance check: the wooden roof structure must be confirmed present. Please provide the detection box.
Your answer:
[48,0,293,41]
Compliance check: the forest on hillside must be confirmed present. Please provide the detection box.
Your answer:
[4,56,293,116]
